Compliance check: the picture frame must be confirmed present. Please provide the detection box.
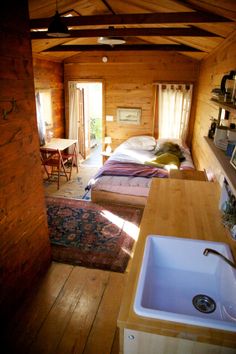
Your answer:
[117,107,141,125]
[230,146,236,170]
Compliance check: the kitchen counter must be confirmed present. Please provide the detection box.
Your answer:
[117,178,236,350]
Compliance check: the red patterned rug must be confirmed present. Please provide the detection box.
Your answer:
[46,197,143,272]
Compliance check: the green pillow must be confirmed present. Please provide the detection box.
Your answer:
[145,152,180,169]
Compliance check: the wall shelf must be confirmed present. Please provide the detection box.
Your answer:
[210,98,236,114]
[205,137,236,195]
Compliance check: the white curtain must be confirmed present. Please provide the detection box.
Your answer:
[83,86,90,153]
[157,83,193,141]
[35,92,46,146]
[68,82,79,142]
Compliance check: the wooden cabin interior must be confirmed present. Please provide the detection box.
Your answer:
[1,0,236,353]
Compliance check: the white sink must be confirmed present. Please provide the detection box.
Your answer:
[134,235,236,332]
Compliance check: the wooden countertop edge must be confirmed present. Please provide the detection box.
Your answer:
[117,179,236,348]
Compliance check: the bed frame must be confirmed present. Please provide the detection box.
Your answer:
[91,170,207,207]
[91,189,147,207]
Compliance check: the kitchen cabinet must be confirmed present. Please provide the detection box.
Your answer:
[123,329,236,354]
[118,179,236,353]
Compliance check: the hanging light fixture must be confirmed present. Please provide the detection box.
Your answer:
[47,0,70,38]
[97,26,126,46]
[97,36,126,46]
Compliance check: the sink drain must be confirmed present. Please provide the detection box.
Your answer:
[192,294,216,314]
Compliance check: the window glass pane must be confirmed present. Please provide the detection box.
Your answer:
[38,90,52,128]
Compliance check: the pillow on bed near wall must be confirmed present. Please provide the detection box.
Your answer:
[122,136,156,151]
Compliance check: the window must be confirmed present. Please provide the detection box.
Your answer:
[155,83,193,141]
[35,89,53,145]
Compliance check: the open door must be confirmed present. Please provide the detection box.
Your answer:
[68,83,89,159]
[68,81,102,161]
[77,88,86,159]
[81,86,91,159]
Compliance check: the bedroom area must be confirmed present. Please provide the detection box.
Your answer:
[1,0,236,353]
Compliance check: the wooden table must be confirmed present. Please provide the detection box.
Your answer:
[41,138,77,152]
[40,138,78,189]
[41,138,78,166]
[117,179,236,353]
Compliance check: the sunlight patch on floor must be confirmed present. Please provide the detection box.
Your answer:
[101,210,140,240]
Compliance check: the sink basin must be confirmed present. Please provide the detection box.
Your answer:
[134,235,236,332]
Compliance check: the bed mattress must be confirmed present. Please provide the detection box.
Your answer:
[91,175,152,197]
[88,137,195,199]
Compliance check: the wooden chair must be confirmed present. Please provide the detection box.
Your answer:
[40,148,74,189]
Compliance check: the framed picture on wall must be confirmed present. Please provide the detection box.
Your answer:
[117,107,141,125]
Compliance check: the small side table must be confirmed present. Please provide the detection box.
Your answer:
[101,151,113,164]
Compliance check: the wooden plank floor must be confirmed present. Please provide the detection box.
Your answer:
[3,262,127,354]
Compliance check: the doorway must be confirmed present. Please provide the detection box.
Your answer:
[68,81,103,164]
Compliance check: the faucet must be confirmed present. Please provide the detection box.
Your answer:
[203,248,236,269]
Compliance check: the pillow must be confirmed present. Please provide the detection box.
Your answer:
[145,153,180,169]
[123,136,156,151]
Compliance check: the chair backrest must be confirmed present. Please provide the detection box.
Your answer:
[40,148,61,166]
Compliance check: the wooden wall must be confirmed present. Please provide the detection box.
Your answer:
[33,57,65,138]
[0,0,51,322]
[64,51,200,149]
[191,30,236,183]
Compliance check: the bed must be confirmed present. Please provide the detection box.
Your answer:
[87,136,195,207]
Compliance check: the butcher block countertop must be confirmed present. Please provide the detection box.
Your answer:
[117,178,236,348]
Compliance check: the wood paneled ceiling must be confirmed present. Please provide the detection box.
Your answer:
[28,0,236,61]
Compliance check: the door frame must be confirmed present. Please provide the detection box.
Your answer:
[65,79,105,158]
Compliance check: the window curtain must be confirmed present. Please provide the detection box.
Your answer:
[157,83,193,141]
[35,92,46,146]
[68,82,86,159]
[68,82,80,143]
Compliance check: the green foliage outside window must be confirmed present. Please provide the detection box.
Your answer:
[90,117,102,140]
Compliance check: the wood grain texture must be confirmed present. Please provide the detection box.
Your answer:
[64,51,200,149]
[33,57,65,138]
[0,0,51,323]
[91,190,147,207]
[83,272,125,354]
[191,30,236,185]
[118,179,236,350]
[123,329,236,354]
[3,263,73,353]
[169,169,207,181]
[3,263,126,354]
[28,0,236,61]
[55,268,110,354]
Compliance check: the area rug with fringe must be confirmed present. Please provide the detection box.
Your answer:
[46,197,143,272]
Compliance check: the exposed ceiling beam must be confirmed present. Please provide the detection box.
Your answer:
[30,11,233,30]
[31,26,221,40]
[43,44,203,52]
